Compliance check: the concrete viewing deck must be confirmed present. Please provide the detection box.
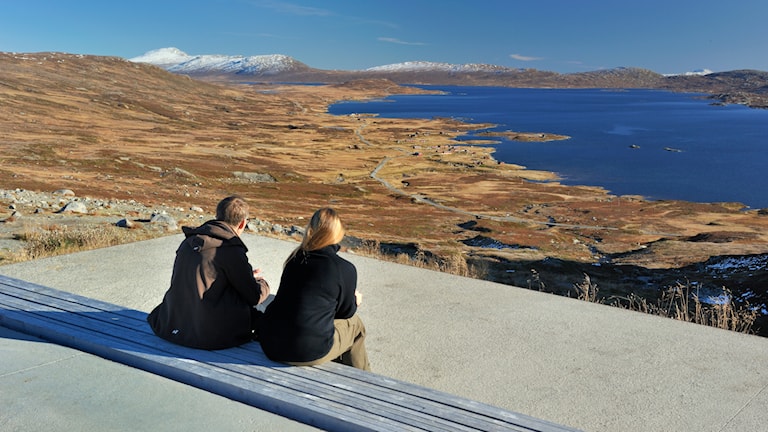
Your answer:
[1,234,767,431]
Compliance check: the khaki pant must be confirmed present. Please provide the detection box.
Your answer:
[288,314,371,371]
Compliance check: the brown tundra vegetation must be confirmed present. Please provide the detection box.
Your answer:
[1,52,767,335]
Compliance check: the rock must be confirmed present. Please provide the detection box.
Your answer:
[59,201,88,214]
[232,172,277,183]
[53,189,76,197]
[247,218,269,230]
[150,212,178,230]
[170,167,196,178]
[2,211,20,223]
[288,225,305,236]
[116,218,135,228]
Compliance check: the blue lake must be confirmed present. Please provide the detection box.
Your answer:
[328,86,768,209]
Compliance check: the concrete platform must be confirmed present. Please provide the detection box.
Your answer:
[2,234,767,431]
[0,326,318,432]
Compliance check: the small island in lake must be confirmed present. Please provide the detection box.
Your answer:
[475,131,570,142]
[2,52,767,335]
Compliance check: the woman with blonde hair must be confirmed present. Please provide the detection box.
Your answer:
[259,208,370,370]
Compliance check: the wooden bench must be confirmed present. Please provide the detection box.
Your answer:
[0,274,579,432]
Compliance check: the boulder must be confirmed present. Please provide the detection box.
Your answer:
[59,201,88,214]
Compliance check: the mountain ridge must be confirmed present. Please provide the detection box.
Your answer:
[129,48,768,108]
[2,50,767,335]
[128,47,697,76]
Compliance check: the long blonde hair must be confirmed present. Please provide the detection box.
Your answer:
[286,208,345,265]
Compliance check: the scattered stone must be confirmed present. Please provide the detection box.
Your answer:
[233,171,277,183]
[150,212,178,231]
[170,167,196,178]
[2,211,20,223]
[116,218,135,228]
[53,189,76,197]
[190,206,204,213]
[247,218,271,232]
[59,201,88,214]
[287,225,305,236]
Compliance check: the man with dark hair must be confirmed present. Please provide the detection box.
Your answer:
[148,195,270,350]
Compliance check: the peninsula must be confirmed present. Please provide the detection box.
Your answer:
[1,52,767,334]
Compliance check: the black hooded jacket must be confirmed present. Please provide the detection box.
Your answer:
[259,244,357,362]
[147,220,267,350]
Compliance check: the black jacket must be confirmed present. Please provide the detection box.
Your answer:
[147,220,267,350]
[260,244,357,362]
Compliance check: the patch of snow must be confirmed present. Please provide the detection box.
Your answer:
[697,291,731,306]
[129,47,303,75]
[663,68,714,77]
[169,54,298,74]
[684,68,713,76]
[365,61,514,73]
[705,255,768,273]
[129,47,192,68]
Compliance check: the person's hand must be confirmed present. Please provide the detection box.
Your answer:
[253,268,263,279]
[355,290,363,306]
[259,283,270,304]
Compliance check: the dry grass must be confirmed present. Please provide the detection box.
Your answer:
[572,273,600,303]
[2,53,767,337]
[3,219,760,335]
[572,273,758,334]
[352,239,486,279]
[527,269,547,292]
[3,223,166,263]
[620,283,758,334]
[354,244,759,335]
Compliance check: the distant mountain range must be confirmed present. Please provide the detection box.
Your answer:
[131,47,306,75]
[130,48,768,108]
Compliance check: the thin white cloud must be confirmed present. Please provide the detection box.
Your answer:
[222,31,298,40]
[251,1,398,28]
[510,53,543,61]
[378,37,426,46]
[252,0,332,16]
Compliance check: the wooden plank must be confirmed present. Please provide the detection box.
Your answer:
[0,275,579,432]
[0,287,430,431]
[0,275,574,432]
[0,283,542,431]
[0,295,420,432]
[224,344,547,432]
[0,291,493,432]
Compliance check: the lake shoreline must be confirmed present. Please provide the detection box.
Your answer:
[1,52,766,335]
[329,86,768,209]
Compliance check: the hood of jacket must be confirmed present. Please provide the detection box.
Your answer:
[180,220,247,253]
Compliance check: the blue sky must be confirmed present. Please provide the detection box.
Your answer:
[2,0,766,74]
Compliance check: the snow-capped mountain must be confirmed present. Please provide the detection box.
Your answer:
[130,47,192,68]
[683,68,714,76]
[663,68,714,77]
[365,61,518,73]
[131,48,521,76]
[130,47,309,75]
[125,48,768,108]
